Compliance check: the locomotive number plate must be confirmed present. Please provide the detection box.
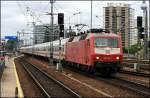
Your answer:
[105,50,110,54]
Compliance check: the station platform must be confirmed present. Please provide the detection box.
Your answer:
[0,56,24,97]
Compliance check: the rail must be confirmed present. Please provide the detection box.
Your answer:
[19,58,81,98]
[93,75,150,97]
[63,65,150,97]
[120,70,150,77]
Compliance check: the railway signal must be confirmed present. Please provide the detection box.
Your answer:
[139,27,144,39]
[58,13,64,38]
[137,16,144,40]
[58,13,64,25]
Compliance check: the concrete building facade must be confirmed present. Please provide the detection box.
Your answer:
[104,3,135,48]
[33,24,60,44]
[130,19,138,46]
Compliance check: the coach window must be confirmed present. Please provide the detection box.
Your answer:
[46,46,48,51]
[44,46,47,51]
[54,46,56,51]
[62,45,64,51]
[80,33,88,40]
[68,37,74,42]
[57,46,59,51]
[43,47,45,51]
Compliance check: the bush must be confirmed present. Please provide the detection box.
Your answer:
[123,44,142,54]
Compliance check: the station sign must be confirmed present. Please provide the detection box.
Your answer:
[5,36,18,41]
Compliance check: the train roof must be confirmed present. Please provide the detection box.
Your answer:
[91,32,119,37]
[20,33,120,49]
[71,33,119,42]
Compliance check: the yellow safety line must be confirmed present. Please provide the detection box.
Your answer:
[13,57,24,97]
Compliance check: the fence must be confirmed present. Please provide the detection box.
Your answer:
[0,51,5,79]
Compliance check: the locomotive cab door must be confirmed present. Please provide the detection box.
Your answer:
[84,39,90,65]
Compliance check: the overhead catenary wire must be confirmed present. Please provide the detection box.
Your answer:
[18,1,50,25]
[55,3,76,15]
[16,1,29,25]
[33,2,50,20]
[16,1,34,37]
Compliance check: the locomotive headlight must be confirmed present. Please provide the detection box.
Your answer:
[96,56,99,60]
[116,56,119,60]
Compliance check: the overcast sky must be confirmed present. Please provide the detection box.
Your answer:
[1,0,149,39]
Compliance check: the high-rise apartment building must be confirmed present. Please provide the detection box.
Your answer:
[104,3,135,48]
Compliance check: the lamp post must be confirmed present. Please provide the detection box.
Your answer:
[17,31,20,51]
[49,0,55,65]
[69,12,81,26]
[96,15,103,28]
[29,37,34,58]
[141,0,148,59]
[90,0,93,32]
[68,12,81,36]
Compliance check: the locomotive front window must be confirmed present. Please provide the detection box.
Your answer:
[94,38,118,48]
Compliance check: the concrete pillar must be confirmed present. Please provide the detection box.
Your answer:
[134,63,140,72]
[56,63,62,72]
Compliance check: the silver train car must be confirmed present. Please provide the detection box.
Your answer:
[20,38,69,61]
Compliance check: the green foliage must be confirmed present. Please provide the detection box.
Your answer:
[5,40,17,52]
[123,44,142,54]
[123,47,128,53]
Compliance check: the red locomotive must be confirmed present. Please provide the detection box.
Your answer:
[20,31,123,76]
[65,33,123,75]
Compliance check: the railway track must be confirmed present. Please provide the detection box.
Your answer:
[123,59,149,63]
[19,59,81,98]
[123,62,149,70]
[95,76,150,97]
[63,65,150,97]
[120,70,150,77]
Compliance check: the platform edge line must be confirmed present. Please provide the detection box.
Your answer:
[13,58,24,97]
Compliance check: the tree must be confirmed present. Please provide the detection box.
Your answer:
[129,44,142,54]
[123,47,128,53]
[123,44,142,54]
[5,40,17,52]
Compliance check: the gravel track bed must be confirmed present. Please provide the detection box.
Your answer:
[123,63,150,71]
[26,56,144,97]
[123,59,149,64]
[21,59,78,98]
[26,57,107,97]
[14,57,44,97]
[64,66,149,97]
[115,73,150,87]
[122,67,150,75]
[120,70,150,77]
